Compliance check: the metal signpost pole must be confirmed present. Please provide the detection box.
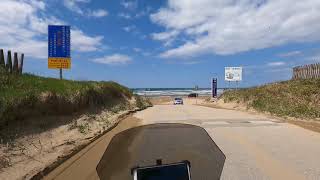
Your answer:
[211,78,217,99]
[60,68,63,80]
[211,78,213,99]
[215,78,218,98]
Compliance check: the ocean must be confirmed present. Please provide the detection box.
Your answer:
[132,88,224,97]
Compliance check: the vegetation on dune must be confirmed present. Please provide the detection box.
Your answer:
[221,79,320,119]
[0,68,142,131]
[134,94,152,109]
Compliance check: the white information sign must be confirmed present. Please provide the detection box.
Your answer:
[225,67,242,81]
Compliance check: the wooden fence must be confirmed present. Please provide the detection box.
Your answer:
[292,63,320,79]
[0,49,24,74]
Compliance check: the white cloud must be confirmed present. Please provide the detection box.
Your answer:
[132,48,152,56]
[278,51,302,57]
[72,30,104,52]
[63,0,108,18]
[28,0,46,10]
[89,9,108,18]
[92,54,132,65]
[133,48,142,52]
[135,6,152,18]
[0,0,104,59]
[151,30,179,47]
[123,25,136,32]
[119,7,152,20]
[267,61,286,66]
[118,13,132,19]
[151,0,320,58]
[151,30,179,41]
[121,0,138,10]
[63,0,89,15]
[0,0,47,58]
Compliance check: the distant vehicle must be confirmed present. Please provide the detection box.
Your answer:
[188,93,198,98]
[174,98,183,105]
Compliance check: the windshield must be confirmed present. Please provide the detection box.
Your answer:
[96,124,225,180]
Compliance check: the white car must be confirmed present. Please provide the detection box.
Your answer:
[174,98,184,105]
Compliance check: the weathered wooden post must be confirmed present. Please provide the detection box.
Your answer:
[6,51,13,73]
[292,67,296,79]
[0,49,5,69]
[310,64,313,78]
[309,65,311,78]
[13,52,19,74]
[299,67,302,79]
[315,64,318,78]
[19,53,24,74]
[318,63,320,78]
[312,64,315,78]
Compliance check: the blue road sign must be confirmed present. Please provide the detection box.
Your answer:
[48,25,71,69]
[212,78,218,98]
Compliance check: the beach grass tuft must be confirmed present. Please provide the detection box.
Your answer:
[0,69,136,138]
[221,79,320,119]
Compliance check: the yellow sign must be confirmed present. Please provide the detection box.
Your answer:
[48,58,71,69]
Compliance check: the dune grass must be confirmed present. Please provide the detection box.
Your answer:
[221,79,320,119]
[0,68,134,129]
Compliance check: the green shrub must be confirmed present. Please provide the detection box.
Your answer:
[78,123,89,134]
[134,95,152,109]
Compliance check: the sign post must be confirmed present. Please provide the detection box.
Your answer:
[212,78,218,98]
[48,25,71,79]
[60,69,63,80]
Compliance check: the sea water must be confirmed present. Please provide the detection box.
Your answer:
[132,88,224,97]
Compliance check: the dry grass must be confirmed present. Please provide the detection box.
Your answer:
[221,79,320,120]
[0,70,147,142]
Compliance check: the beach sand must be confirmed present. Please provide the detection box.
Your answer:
[148,96,210,105]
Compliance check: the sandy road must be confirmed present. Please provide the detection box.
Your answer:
[45,102,320,180]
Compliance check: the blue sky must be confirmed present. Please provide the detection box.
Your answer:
[1,0,320,88]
